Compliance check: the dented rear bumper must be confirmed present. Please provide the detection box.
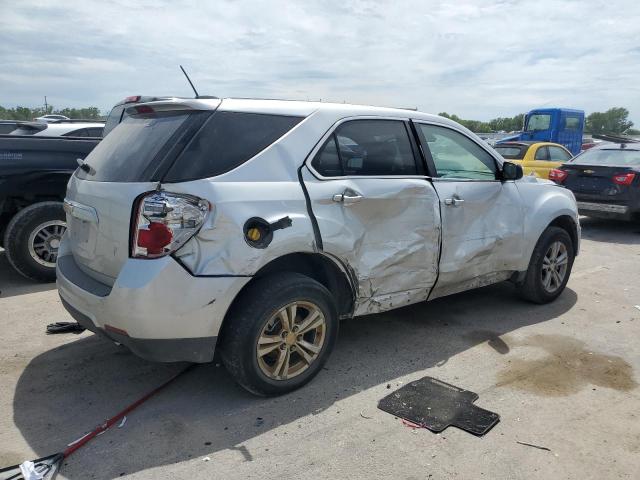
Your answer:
[56,251,250,363]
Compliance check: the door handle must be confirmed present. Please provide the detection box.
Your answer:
[332,190,364,205]
[444,197,464,207]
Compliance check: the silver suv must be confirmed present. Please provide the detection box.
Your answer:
[57,98,580,395]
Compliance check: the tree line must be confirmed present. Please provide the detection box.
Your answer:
[1,103,638,135]
[439,107,639,135]
[0,105,103,121]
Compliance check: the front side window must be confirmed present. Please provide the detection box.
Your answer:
[534,146,549,160]
[526,114,551,132]
[312,120,418,177]
[548,146,571,161]
[417,124,496,180]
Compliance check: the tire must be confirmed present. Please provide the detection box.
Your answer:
[3,202,66,282]
[219,272,338,396]
[517,226,575,304]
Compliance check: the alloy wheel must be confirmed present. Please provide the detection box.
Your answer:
[256,301,327,381]
[541,240,568,293]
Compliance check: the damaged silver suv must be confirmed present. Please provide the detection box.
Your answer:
[57,98,580,395]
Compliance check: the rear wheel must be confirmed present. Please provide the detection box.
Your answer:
[3,202,66,282]
[219,272,338,396]
[517,226,574,304]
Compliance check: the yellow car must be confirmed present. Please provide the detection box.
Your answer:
[494,141,573,179]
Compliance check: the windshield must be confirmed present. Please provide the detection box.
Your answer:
[571,148,640,166]
[75,111,192,182]
[525,114,551,132]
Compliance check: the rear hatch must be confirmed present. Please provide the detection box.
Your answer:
[64,101,218,285]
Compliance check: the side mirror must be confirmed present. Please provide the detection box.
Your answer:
[501,161,523,181]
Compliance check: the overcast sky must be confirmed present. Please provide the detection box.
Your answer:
[1,0,640,122]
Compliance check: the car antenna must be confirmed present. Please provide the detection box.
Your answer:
[180,65,200,98]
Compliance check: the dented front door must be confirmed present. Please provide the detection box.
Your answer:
[414,122,524,299]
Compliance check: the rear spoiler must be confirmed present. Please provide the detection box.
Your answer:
[124,98,222,116]
[592,133,640,144]
[15,122,48,131]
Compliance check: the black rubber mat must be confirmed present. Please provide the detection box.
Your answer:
[378,376,499,436]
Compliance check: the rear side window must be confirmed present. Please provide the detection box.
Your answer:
[534,146,549,160]
[494,145,526,159]
[62,128,88,137]
[164,112,303,181]
[76,112,191,182]
[312,120,418,177]
[564,116,581,130]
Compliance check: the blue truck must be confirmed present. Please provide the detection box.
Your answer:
[497,108,585,155]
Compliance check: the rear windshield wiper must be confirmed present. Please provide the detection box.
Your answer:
[77,158,96,175]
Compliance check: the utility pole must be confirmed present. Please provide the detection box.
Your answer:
[44,96,49,113]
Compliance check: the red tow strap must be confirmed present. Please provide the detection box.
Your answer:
[63,365,191,458]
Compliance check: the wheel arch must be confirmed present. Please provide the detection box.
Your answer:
[548,214,579,255]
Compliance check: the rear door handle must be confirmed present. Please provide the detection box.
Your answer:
[444,197,464,207]
[332,190,364,205]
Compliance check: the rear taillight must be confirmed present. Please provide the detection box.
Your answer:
[612,172,636,186]
[549,168,568,183]
[132,192,210,259]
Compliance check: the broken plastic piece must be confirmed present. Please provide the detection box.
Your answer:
[0,453,63,480]
[516,441,551,451]
[378,376,500,436]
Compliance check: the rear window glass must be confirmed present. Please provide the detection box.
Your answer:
[494,145,526,159]
[76,112,191,182]
[571,149,640,166]
[164,112,303,181]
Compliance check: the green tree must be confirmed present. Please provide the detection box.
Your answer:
[585,107,634,134]
[0,105,103,121]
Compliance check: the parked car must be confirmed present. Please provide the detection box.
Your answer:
[549,142,640,221]
[494,141,573,179]
[34,114,70,123]
[10,121,104,137]
[0,136,100,280]
[0,96,162,281]
[57,98,580,395]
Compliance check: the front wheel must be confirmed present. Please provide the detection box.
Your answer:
[219,272,338,396]
[517,226,575,304]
